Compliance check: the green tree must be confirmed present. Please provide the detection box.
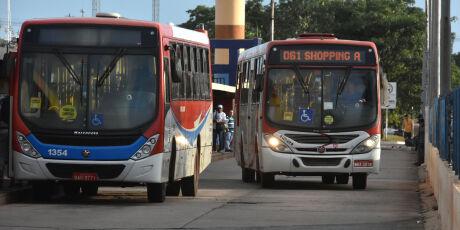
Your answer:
[180,0,425,127]
[179,5,215,38]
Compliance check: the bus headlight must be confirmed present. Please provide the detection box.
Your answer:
[131,134,160,161]
[16,131,41,158]
[264,134,292,153]
[351,135,380,154]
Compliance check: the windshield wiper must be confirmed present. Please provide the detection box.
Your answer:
[96,48,126,87]
[335,67,353,107]
[53,49,81,85]
[292,64,310,96]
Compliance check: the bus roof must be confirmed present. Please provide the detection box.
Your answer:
[238,37,377,62]
[20,17,209,46]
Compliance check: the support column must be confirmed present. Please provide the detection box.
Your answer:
[215,0,245,65]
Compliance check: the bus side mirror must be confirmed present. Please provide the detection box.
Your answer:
[170,48,182,83]
[255,74,264,92]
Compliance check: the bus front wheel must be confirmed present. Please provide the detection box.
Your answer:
[352,173,367,189]
[147,183,166,202]
[166,181,181,196]
[261,173,274,188]
[181,149,200,196]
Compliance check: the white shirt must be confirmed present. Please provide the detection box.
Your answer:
[216,111,226,122]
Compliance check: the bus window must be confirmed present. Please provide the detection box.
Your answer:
[164,57,170,103]
[183,45,191,99]
[172,43,183,100]
[203,49,211,101]
[252,58,258,103]
[240,61,248,105]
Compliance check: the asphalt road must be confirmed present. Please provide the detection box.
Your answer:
[0,147,424,230]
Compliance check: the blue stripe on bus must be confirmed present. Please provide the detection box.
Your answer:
[27,134,146,160]
[173,109,210,147]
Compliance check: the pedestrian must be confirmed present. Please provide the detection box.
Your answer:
[415,118,425,166]
[225,110,234,152]
[402,114,413,140]
[215,105,226,152]
[212,109,217,152]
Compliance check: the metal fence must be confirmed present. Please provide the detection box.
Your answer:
[430,87,460,178]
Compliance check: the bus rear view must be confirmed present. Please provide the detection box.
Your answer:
[235,33,381,189]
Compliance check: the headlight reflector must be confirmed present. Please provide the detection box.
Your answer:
[351,135,380,154]
[131,134,160,160]
[264,134,292,153]
[16,131,42,158]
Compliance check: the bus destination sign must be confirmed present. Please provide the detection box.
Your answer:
[270,45,376,66]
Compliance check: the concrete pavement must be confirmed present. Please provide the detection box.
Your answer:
[0,142,426,229]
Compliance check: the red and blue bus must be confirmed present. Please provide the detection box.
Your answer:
[3,14,213,202]
[235,33,382,189]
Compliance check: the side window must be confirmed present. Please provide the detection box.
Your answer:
[183,45,192,99]
[164,57,170,103]
[203,49,211,100]
[240,61,248,105]
[171,43,184,100]
[191,47,200,100]
[252,58,259,103]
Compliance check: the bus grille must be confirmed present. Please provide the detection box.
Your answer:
[46,163,125,179]
[284,134,359,144]
[300,157,343,166]
[296,148,348,152]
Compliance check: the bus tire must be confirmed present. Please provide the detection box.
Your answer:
[261,173,274,188]
[336,174,349,184]
[181,148,200,196]
[32,181,53,201]
[63,182,80,198]
[242,168,255,183]
[81,183,99,196]
[352,173,367,190]
[147,183,166,202]
[166,181,181,196]
[322,175,335,184]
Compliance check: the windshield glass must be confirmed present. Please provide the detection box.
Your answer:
[266,68,377,130]
[20,52,157,130]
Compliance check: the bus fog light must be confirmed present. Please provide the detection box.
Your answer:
[16,131,42,158]
[131,134,160,161]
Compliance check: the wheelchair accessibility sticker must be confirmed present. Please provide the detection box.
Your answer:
[299,109,313,123]
[91,114,104,127]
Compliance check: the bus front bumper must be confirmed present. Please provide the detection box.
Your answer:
[259,147,380,175]
[12,151,170,183]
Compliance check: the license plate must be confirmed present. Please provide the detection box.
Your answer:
[354,160,373,167]
[73,172,98,181]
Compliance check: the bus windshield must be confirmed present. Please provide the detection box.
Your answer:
[19,52,158,131]
[265,68,377,130]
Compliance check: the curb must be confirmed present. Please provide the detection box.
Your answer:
[211,151,234,162]
[0,183,32,205]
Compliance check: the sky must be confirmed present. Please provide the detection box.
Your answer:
[0,0,459,53]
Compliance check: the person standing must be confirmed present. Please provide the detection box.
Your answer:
[225,110,234,152]
[415,118,425,166]
[402,114,413,140]
[212,109,218,152]
[215,105,227,152]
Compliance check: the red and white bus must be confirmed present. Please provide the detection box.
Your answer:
[234,33,382,189]
[2,14,213,202]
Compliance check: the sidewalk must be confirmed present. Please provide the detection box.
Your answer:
[381,141,415,151]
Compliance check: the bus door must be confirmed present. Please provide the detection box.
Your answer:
[238,61,250,164]
[163,39,172,153]
[246,58,258,169]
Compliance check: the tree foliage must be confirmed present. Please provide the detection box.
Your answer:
[180,0,425,127]
[179,5,216,38]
